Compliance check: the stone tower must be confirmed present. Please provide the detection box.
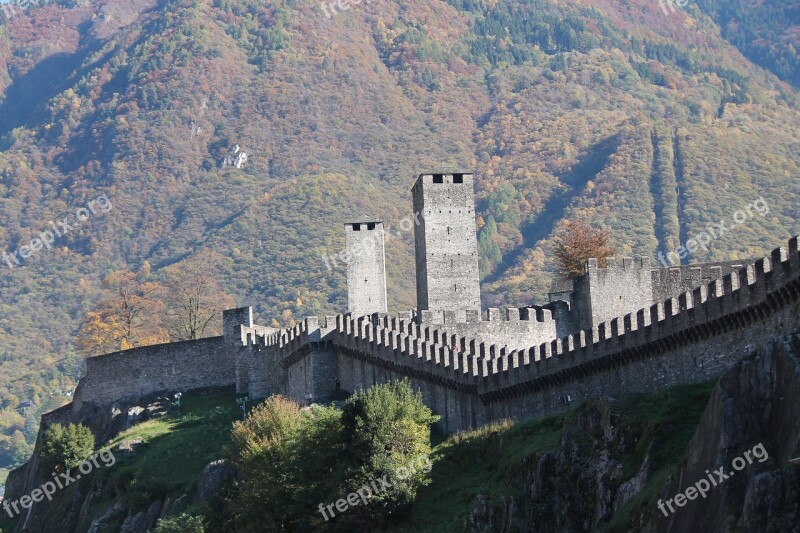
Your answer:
[345,222,388,317]
[412,173,481,319]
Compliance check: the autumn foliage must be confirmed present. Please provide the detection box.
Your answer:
[76,254,234,355]
[553,220,614,278]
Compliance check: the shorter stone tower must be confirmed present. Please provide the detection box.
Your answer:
[345,222,388,317]
[571,257,653,330]
[412,173,482,320]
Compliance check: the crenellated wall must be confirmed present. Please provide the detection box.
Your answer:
[258,237,799,434]
[415,306,557,352]
[650,260,755,304]
[571,256,654,331]
[63,237,800,436]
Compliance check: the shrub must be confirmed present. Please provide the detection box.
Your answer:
[224,381,439,531]
[153,513,205,532]
[39,423,95,473]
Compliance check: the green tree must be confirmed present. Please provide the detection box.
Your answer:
[227,396,342,531]
[39,423,95,473]
[336,380,439,529]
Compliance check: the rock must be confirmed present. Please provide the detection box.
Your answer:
[126,406,145,427]
[171,493,190,513]
[145,400,169,419]
[120,500,162,533]
[87,501,126,533]
[115,437,143,455]
[222,144,248,168]
[196,460,236,502]
[642,334,800,532]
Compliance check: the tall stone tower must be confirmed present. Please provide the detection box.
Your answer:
[412,173,482,319]
[345,222,388,317]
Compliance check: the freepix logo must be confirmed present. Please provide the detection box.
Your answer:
[656,442,769,517]
[2,193,113,270]
[1,0,52,21]
[658,0,688,16]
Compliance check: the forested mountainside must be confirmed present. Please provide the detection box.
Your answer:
[693,0,800,88]
[0,0,798,472]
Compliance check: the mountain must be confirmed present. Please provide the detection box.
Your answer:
[0,0,798,471]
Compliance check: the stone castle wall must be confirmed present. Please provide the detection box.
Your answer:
[572,257,654,331]
[260,237,799,434]
[38,237,800,437]
[415,306,557,352]
[650,260,755,303]
[72,337,232,409]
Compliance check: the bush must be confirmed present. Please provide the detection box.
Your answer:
[224,381,439,531]
[153,513,205,532]
[337,381,439,528]
[39,423,94,473]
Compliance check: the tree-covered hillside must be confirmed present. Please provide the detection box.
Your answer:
[0,0,798,470]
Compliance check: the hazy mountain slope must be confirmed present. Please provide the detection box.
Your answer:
[694,0,800,88]
[0,0,798,469]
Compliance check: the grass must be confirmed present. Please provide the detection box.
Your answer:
[404,380,716,532]
[1,390,243,533]
[404,413,568,531]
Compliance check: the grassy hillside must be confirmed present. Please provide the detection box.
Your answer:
[0,390,241,532]
[0,381,716,531]
[0,0,798,469]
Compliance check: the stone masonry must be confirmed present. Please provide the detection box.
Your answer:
[345,222,388,317]
[412,173,482,319]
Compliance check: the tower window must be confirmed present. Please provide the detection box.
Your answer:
[367,223,376,230]
[352,225,361,231]
[433,174,444,183]
[453,174,464,184]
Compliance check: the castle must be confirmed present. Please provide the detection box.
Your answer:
[8,174,800,462]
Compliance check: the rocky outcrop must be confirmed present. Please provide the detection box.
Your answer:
[641,334,800,532]
[464,396,654,532]
[196,460,235,502]
[465,333,800,532]
[221,144,248,168]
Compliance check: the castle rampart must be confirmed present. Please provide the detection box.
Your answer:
[650,260,755,304]
[72,337,232,409]
[248,237,799,433]
[8,169,799,507]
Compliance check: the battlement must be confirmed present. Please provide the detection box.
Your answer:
[413,173,474,189]
[479,237,800,395]
[233,236,799,433]
[584,256,651,270]
[57,234,800,439]
[650,260,754,304]
[253,235,798,384]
